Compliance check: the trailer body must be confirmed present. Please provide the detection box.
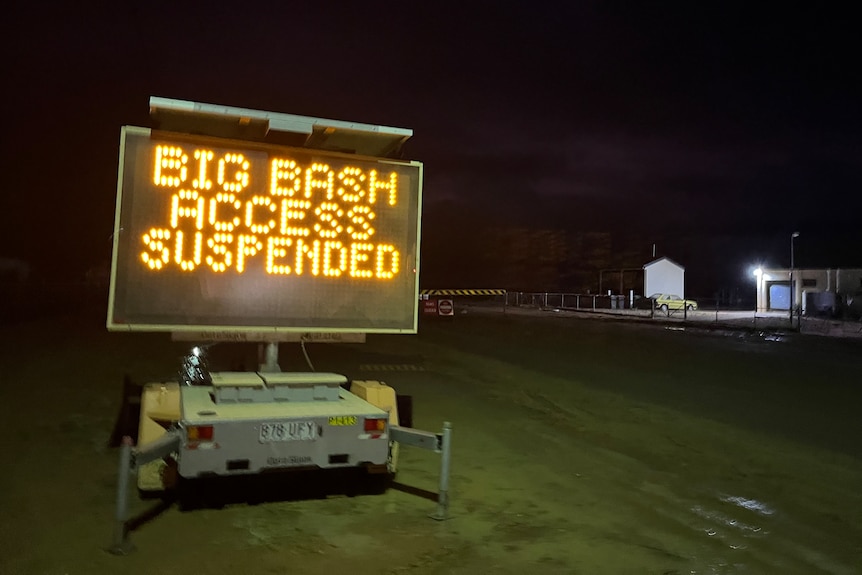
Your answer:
[136,372,399,489]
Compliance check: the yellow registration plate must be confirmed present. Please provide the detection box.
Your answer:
[328,416,357,426]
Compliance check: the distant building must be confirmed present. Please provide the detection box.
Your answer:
[754,267,862,315]
[643,257,686,298]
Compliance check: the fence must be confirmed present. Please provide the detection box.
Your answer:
[507,292,629,311]
[507,291,766,325]
[502,291,861,335]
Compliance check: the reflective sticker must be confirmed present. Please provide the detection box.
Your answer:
[328,416,357,426]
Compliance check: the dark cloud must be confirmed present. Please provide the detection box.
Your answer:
[1,1,860,285]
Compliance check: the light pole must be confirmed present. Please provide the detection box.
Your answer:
[790,232,800,326]
[753,267,762,310]
[753,267,762,328]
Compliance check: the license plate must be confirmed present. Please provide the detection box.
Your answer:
[259,421,318,443]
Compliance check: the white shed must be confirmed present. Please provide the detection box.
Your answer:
[643,257,686,298]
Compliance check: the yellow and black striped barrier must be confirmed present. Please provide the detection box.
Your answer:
[420,289,506,296]
[358,364,426,372]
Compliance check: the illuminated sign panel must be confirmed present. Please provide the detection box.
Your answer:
[108,127,422,333]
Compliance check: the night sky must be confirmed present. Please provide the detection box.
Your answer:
[3,2,860,297]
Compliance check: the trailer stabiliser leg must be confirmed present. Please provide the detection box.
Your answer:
[389,421,453,521]
[431,421,453,521]
[108,436,135,555]
[108,430,182,554]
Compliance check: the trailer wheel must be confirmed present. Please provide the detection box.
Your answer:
[396,394,413,429]
[365,470,393,495]
[176,476,225,511]
[176,477,198,511]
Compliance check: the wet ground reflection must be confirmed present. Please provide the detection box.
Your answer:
[415,310,862,573]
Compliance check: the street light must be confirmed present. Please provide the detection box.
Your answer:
[753,267,763,308]
[790,232,800,325]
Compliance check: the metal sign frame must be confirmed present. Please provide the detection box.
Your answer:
[107,118,423,334]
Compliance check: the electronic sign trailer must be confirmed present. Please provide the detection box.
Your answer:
[109,98,453,554]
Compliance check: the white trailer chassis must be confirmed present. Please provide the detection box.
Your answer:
[109,421,453,554]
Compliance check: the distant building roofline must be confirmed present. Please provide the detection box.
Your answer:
[643,256,684,270]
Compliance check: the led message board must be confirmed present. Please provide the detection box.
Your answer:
[108,127,422,333]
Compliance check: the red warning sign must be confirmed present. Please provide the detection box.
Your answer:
[422,299,438,315]
[438,299,454,316]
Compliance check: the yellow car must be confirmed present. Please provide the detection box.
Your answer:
[651,293,698,313]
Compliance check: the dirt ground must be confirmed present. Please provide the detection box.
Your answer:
[1,302,861,574]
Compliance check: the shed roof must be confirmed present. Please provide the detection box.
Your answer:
[643,256,685,270]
